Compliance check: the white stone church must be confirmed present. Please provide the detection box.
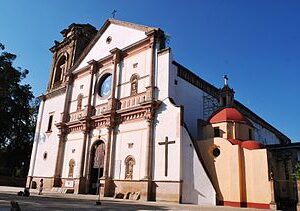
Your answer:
[27,19,290,206]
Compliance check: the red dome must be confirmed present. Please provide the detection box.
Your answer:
[228,139,264,150]
[209,107,247,124]
[241,140,264,150]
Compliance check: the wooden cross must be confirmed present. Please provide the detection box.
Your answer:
[158,136,175,176]
[112,9,117,18]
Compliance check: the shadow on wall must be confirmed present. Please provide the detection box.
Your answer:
[188,144,208,203]
[196,138,224,204]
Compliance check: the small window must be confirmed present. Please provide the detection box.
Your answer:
[43,152,48,160]
[214,127,220,137]
[47,115,53,132]
[222,97,226,106]
[249,129,252,140]
[106,36,112,44]
[212,148,221,157]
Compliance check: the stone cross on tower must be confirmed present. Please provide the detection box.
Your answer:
[224,75,228,86]
[112,10,117,18]
[158,136,175,176]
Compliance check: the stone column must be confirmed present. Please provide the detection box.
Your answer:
[102,125,113,197]
[79,60,97,193]
[100,49,122,197]
[53,74,73,187]
[103,126,112,179]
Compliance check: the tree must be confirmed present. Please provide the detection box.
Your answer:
[0,43,38,177]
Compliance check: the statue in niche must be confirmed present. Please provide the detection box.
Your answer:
[125,156,135,180]
[68,159,75,178]
[130,74,139,95]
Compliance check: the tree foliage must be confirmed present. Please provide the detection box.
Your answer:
[0,43,38,177]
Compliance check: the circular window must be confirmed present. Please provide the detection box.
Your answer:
[43,152,48,160]
[212,148,220,158]
[98,74,112,97]
[106,36,112,44]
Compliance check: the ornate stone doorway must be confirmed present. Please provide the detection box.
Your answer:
[89,140,105,194]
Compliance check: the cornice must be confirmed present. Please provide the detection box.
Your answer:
[45,86,67,100]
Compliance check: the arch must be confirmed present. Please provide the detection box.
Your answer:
[89,140,105,194]
[130,74,139,95]
[77,94,83,111]
[52,54,68,87]
[68,159,75,178]
[124,155,136,180]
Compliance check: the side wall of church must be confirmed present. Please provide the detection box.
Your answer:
[168,63,216,140]
[249,120,280,145]
[31,94,66,177]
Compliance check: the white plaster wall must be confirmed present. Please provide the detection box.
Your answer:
[114,121,148,180]
[117,50,151,99]
[75,24,147,71]
[181,127,216,205]
[33,94,66,177]
[61,132,84,178]
[153,98,181,181]
[69,74,90,113]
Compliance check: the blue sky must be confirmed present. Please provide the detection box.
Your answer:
[0,0,299,141]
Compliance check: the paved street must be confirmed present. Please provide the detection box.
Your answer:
[0,186,268,210]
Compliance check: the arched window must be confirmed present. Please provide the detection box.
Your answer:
[53,55,67,86]
[130,74,139,95]
[68,159,75,178]
[77,94,83,111]
[124,155,135,180]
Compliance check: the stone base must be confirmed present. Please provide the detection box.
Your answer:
[112,179,150,200]
[26,176,54,191]
[152,181,181,203]
[26,177,182,203]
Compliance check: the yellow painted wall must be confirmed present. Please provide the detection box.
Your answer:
[244,148,271,204]
[198,138,241,202]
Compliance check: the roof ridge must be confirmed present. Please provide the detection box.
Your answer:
[108,18,159,32]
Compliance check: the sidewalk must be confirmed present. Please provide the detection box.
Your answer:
[0,186,268,211]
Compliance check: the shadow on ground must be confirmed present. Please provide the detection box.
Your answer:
[0,193,169,210]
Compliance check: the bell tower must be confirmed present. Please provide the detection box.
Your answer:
[219,75,235,107]
[47,23,97,91]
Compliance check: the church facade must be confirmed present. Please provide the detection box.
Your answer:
[27,19,291,208]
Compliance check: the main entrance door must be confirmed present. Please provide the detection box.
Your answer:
[89,141,105,194]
